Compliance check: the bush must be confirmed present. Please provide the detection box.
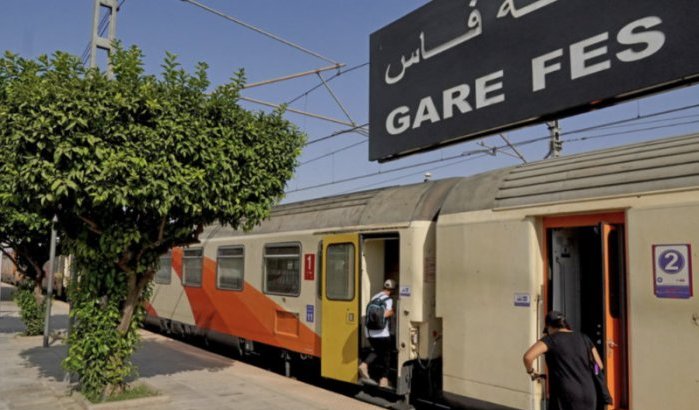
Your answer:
[13,280,46,336]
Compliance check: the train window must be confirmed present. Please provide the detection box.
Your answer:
[154,251,172,285]
[182,248,203,287]
[326,243,354,301]
[217,246,244,291]
[264,243,300,296]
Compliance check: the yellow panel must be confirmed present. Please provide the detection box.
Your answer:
[321,233,359,383]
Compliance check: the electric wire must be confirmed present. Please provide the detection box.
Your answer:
[304,123,369,146]
[286,62,369,105]
[344,153,489,193]
[287,147,496,194]
[301,140,366,165]
[296,101,699,167]
[180,0,340,65]
[565,118,699,143]
[288,102,699,194]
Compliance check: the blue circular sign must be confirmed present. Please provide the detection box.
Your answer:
[659,249,685,274]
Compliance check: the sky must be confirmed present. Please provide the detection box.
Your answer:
[2,0,699,203]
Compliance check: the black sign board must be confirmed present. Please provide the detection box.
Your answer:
[369,0,699,161]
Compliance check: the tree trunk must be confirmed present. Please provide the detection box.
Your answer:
[33,280,43,306]
[29,261,45,306]
[116,270,155,333]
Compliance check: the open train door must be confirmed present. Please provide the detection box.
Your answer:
[546,214,628,409]
[600,223,628,409]
[321,233,360,383]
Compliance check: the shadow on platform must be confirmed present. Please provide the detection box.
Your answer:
[133,338,232,378]
[16,336,231,383]
[19,339,70,382]
[0,314,69,335]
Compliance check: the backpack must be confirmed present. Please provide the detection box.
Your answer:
[365,294,389,330]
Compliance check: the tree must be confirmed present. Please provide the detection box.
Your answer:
[0,202,54,334]
[0,45,305,400]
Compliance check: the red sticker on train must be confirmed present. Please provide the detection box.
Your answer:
[304,254,315,280]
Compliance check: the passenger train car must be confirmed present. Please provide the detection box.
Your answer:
[147,133,699,410]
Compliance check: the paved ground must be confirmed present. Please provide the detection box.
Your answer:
[0,282,379,410]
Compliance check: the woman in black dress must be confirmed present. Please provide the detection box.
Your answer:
[523,311,604,410]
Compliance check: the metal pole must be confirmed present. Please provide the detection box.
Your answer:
[545,120,562,159]
[42,215,58,348]
[64,255,77,383]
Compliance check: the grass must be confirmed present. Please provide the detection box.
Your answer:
[101,383,160,403]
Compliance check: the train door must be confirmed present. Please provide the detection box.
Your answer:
[545,214,628,409]
[321,233,360,383]
[360,235,400,386]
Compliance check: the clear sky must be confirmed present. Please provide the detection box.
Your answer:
[2,0,699,203]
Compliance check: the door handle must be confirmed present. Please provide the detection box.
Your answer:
[347,312,355,323]
[607,340,618,349]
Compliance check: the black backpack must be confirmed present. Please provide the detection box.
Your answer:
[365,295,389,330]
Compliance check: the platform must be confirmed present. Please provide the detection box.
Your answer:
[0,282,378,410]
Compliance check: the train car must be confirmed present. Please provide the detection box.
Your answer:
[146,133,699,410]
[146,177,458,399]
[436,133,699,409]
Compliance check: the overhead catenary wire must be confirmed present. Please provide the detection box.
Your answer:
[288,102,699,194]
[287,146,497,194]
[304,123,369,146]
[295,101,699,168]
[286,62,369,105]
[180,0,340,66]
[343,153,491,194]
[301,140,366,165]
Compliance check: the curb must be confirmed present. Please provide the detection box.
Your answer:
[71,388,170,409]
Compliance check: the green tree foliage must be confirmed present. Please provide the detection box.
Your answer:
[0,66,56,322]
[0,45,305,400]
[0,203,53,304]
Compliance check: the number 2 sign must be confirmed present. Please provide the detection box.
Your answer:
[653,244,693,299]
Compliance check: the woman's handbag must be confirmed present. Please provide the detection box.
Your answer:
[583,335,613,405]
[592,363,614,405]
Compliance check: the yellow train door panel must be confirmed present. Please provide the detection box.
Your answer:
[321,234,360,383]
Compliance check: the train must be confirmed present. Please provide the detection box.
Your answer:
[145,133,699,410]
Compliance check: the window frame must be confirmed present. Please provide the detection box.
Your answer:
[263,242,302,297]
[154,250,173,285]
[325,242,356,302]
[216,245,245,291]
[182,248,204,288]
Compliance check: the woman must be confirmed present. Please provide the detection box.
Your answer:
[523,311,604,410]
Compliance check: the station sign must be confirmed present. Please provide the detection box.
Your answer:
[369,0,699,161]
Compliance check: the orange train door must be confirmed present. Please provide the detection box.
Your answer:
[600,223,628,409]
[320,233,360,383]
[545,214,628,410]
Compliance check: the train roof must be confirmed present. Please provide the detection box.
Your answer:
[203,177,461,238]
[202,133,699,239]
[441,132,699,214]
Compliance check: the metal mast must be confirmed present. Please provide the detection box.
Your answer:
[89,0,119,72]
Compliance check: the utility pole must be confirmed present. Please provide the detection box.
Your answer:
[42,215,58,348]
[90,0,119,73]
[546,120,562,159]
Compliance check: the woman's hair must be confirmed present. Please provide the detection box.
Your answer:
[545,311,572,330]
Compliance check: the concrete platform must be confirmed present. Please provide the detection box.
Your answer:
[0,282,378,410]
